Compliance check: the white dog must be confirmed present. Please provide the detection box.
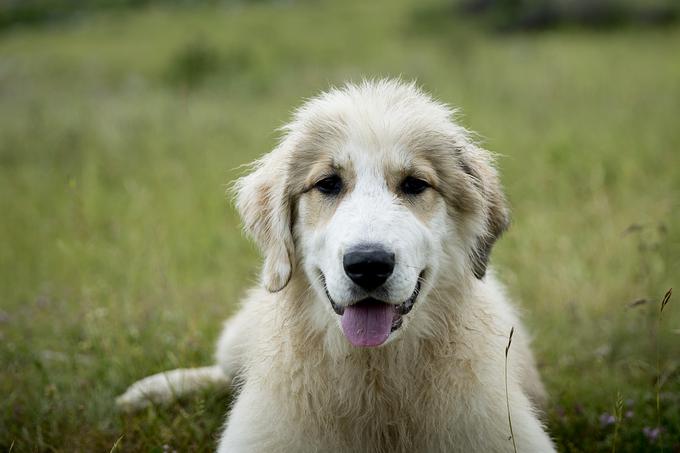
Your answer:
[117,79,556,452]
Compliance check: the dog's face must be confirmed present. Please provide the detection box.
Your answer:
[294,141,449,347]
[235,80,509,348]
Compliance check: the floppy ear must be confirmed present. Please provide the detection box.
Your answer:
[234,146,294,292]
[459,146,510,279]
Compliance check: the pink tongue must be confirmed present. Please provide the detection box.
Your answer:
[341,300,395,347]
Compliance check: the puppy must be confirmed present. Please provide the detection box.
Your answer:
[118,79,555,453]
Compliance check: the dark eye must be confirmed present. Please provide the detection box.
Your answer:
[315,175,343,195]
[401,176,430,195]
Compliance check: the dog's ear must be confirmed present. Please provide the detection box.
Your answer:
[234,145,294,292]
[459,146,510,279]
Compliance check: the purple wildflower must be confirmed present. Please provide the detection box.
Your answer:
[599,412,616,427]
[625,410,634,419]
[643,427,661,443]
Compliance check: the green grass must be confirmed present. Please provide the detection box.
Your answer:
[1,0,679,451]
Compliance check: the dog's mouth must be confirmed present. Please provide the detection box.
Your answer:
[321,273,423,348]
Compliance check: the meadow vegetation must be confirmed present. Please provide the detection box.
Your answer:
[0,0,678,450]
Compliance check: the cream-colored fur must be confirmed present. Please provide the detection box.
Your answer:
[117,80,555,453]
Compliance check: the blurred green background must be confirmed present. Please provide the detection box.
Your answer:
[1,0,678,451]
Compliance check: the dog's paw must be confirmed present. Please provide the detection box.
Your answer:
[115,373,175,412]
[115,384,155,412]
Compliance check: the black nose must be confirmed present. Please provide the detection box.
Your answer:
[343,245,395,291]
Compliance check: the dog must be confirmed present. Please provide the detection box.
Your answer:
[117,79,556,452]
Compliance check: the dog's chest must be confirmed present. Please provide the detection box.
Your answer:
[272,346,459,452]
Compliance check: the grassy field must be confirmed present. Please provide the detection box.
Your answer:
[1,0,679,451]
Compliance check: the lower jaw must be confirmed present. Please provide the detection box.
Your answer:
[390,313,403,332]
[339,291,419,347]
[321,272,425,347]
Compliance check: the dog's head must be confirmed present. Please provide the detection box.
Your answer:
[235,80,508,347]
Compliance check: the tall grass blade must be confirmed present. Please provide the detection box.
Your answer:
[660,288,672,313]
[505,327,517,453]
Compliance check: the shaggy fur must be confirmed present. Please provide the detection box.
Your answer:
[117,79,555,453]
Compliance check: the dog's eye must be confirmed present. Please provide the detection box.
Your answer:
[401,176,430,195]
[315,175,343,195]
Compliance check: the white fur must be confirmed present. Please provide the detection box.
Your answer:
[117,79,555,453]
